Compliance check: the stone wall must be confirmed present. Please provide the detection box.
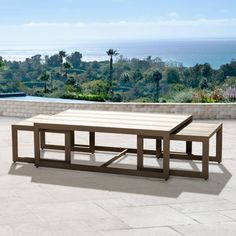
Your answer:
[0,100,236,119]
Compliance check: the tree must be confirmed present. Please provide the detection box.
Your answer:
[0,56,4,70]
[39,72,50,93]
[45,54,60,68]
[152,70,162,102]
[59,51,66,74]
[166,68,180,84]
[106,49,118,96]
[67,51,82,68]
[199,77,209,89]
[201,63,212,78]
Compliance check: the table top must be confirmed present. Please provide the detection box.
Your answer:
[34,109,192,136]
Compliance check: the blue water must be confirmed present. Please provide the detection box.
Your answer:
[0,40,236,68]
[1,96,94,103]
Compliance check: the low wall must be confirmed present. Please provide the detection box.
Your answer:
[0,100,236,119]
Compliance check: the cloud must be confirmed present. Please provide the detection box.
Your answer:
[1,18,236,46]
[167,12,179,19]
[219,9,229,14]
[21,18,236,27]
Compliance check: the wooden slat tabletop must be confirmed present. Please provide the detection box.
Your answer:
[34,109,192,136]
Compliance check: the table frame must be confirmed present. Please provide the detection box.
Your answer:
[34,126,173,180]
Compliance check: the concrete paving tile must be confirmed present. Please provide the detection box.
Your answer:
[41,185,113,203]
[185,211,232,223]
[29,202,112,221]
[94,198,132,210]
[0,189,19,201]
[173,222,236,236]
[10,223,51,236]
[217,176,236,191]
[86,217,130,231]
[109,205,196,228]
[7,221,101,236]
[218,188,236,204]
[220,209,236,221]
[100,227,182,236]
[0,225,13,236]
[170,200,236,213]
[14,187,56,204]
[0,200,32,217]
[38,220,96,236]
[120,191,221,207]
[0,212,44,226]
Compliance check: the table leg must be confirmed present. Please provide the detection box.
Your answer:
[34,127,40,167]
[12,126,18,163]
[216,127,222,163]
[163,135,170,180]
[137,135,144,170]
[202,139,209,180]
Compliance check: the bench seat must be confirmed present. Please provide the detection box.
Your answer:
[171,122,222,140]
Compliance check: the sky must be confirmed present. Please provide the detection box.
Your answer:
[0,0,236,47]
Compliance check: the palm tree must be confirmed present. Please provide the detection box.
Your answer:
[59,50,66,74]
[39,72,50,93]
[106,49,118,96]
[152,70,162,102]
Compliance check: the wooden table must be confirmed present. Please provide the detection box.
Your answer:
[34,110,192,180]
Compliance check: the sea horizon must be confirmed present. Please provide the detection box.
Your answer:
[0,38,236,69]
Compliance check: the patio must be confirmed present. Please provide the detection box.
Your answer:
[1,116,236,235]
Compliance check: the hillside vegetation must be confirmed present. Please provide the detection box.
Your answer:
[0,51,236,103]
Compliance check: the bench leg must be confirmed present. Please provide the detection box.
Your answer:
[216,127,222,163]
[137,136,144,170]
[90,132,95,154]
[12,126,18,163]
[186,141,192,155]
[202,139,209,180]
[156,138,162,159]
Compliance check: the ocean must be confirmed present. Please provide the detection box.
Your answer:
[0,40,236,69]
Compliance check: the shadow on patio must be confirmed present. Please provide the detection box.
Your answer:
[8,155,232,198]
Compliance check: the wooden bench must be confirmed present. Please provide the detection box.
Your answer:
[12,115,73,164]
[140,122,222,179]
[170,122,222,179]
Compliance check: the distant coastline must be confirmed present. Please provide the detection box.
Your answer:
[0,39,236,69]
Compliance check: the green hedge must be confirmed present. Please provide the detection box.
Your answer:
[61,92,107,102]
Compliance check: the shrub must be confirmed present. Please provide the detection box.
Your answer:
[173,90,193,103]
[192,89,224,103]
[112,93,123,102]
[224,87,236,101]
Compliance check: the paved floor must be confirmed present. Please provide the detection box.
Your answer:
[0,117,236,236]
